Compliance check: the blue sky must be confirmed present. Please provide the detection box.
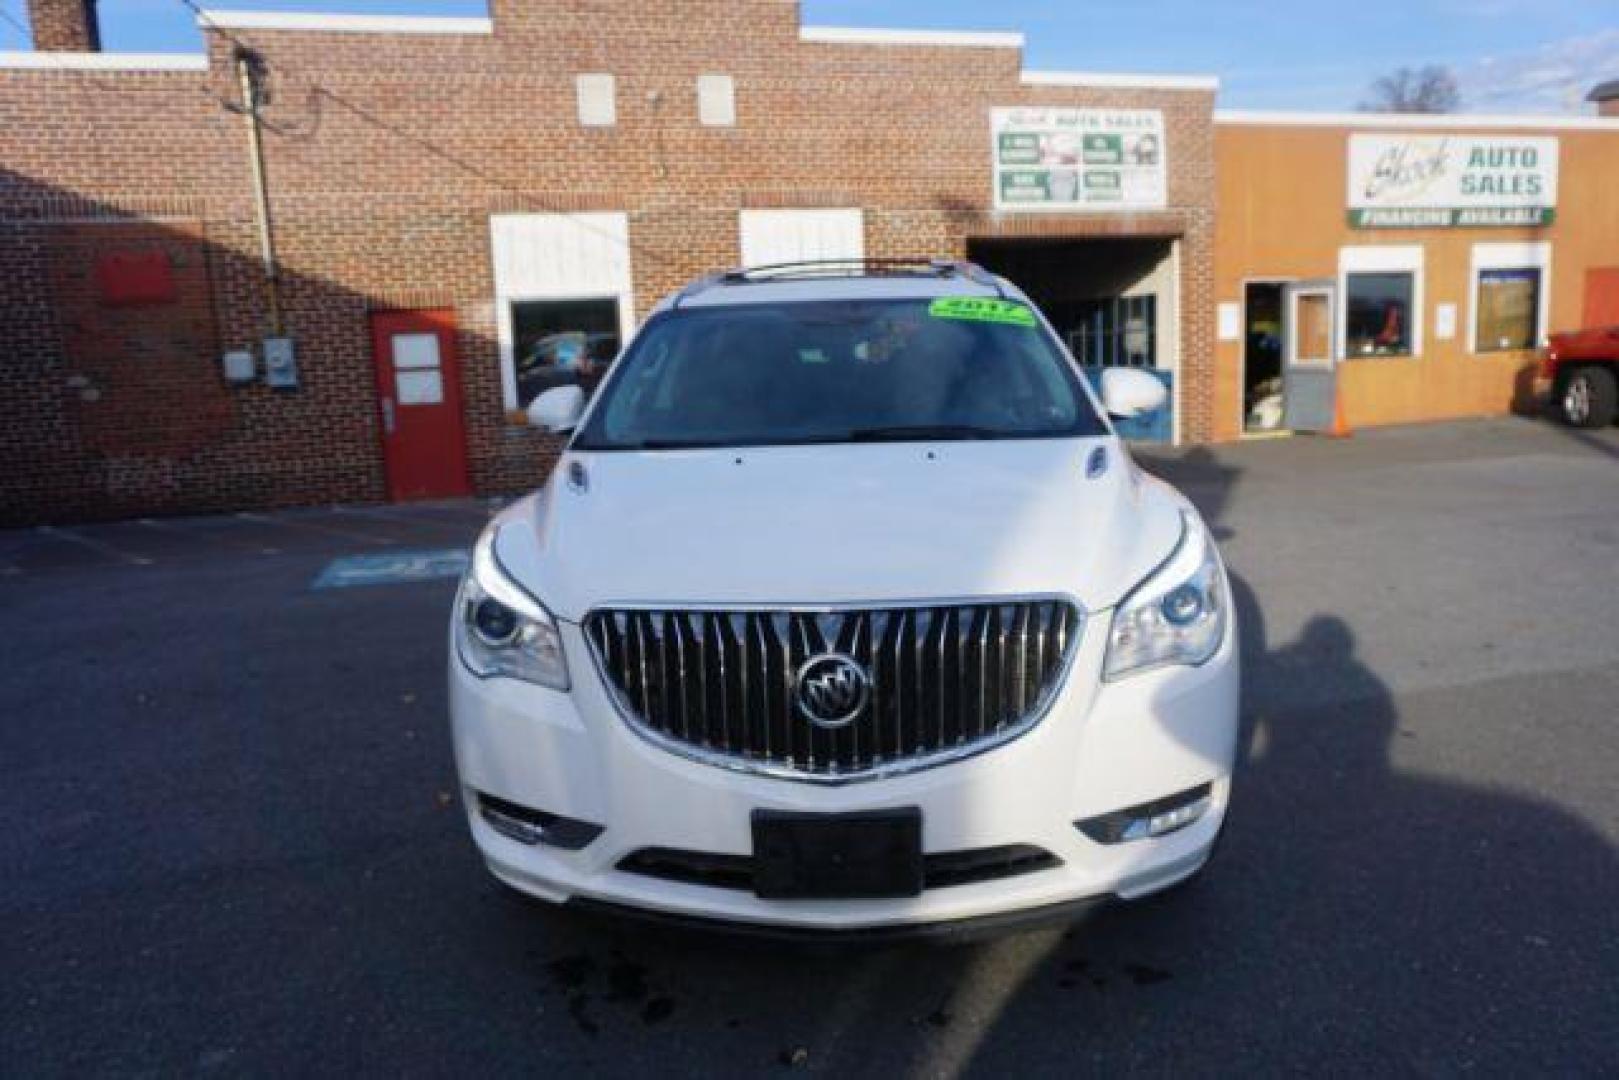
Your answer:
[3,0,1617,113]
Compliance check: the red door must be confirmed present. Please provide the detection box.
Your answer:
[370,309,471,501]
[1584,268,1619,328]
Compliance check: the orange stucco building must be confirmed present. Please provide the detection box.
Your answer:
[1213,111,1619,441]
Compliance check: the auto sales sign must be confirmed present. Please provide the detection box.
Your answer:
[992,108,1167,212]
[1347,134,1558,228]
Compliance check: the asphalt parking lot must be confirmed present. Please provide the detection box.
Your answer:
[4,417,1617,1076]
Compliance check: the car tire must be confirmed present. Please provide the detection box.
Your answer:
[1558,366,1618,428]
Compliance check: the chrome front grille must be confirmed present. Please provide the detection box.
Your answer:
[583,600,1082,780]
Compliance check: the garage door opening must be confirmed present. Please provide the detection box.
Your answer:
[967,236,1178,443]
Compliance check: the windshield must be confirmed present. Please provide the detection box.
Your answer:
[571,298,1107,450]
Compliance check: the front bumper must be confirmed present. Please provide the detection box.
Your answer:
[563,893,1114,945]
[448,607,1239,932]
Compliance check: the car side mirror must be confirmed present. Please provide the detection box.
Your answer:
[1100,368,1168,420]
[527,384,586,434]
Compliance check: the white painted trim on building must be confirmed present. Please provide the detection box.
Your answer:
[1169,238,1183,447]
[1338,244,1425,362]
[1021,70,1218,92]
[1215,109,1619,132]
[738,208,865,267]
[799,26,1024,49]
[195,10,493,35]
[0,51,208,71]
[1468,241,1552,355]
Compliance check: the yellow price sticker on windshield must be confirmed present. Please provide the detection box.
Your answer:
[927,297,1037,327]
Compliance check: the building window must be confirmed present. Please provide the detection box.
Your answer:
[576,73,616,127]
[1344,272,1414,358]
[490,211,633,411]
[1469,244,1550,355]
[1474,268,1542,352]
[510,298,621,407]
[697,74,735,127]
[1065,295,1158,369]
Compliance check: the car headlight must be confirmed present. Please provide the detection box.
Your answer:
[455,524,569,690]
[1104,511,1227,680]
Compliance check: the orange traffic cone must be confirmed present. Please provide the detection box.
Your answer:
[1328,390,1353,438]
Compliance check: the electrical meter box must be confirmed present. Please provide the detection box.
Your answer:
[221,350,255,384]
[263,337,298,390]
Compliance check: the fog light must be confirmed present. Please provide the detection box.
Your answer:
[1075,783,1213,845]
[477,792,604,850]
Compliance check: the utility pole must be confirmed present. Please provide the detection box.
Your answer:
[235,47,282,336]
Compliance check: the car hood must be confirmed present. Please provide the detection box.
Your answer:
[495,439,1188,622]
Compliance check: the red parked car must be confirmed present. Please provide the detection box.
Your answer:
[1540,326,1619,428]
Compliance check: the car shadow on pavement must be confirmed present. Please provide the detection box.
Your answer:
[1546,418,1619,462]
[469,443,1618,1075]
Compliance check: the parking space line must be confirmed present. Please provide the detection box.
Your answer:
[37,525,154,567]
[140,518,282,556]
[235,512,396,546]
[445,497,506,513]
[374,502,499,525]
[331,505,481,534]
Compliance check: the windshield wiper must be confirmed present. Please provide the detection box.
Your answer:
[591,428,1003,450]
[845,424,1001,443]
[612,438,730,450]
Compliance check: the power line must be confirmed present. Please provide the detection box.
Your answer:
[4,0,678,277]
[165,0,680,268]
[173,0,260,59]
[13,0,674,283]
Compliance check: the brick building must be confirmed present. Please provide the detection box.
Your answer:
[1,0,1616,525]
[1,0,1217,524]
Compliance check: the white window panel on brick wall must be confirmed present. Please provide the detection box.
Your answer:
[490,212,635,410]
[576,74,616,127]
[697,74,736,126]
[738,209,864,268]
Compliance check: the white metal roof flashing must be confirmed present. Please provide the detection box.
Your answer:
[1022,70,1219,92]
[1215,109,1619,132]
[195,10,494,34]
[799,26,1024,49]
[0,51,208,71]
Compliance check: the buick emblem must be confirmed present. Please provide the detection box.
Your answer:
[793,652,871,729]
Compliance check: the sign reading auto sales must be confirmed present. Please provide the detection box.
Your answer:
[992,108,1167,212]
[1347,134,1558,228]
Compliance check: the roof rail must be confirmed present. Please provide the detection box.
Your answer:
[673,258,1007,306]
[671,271,732,309]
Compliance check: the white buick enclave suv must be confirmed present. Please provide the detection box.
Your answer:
[448,260,1239,937]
